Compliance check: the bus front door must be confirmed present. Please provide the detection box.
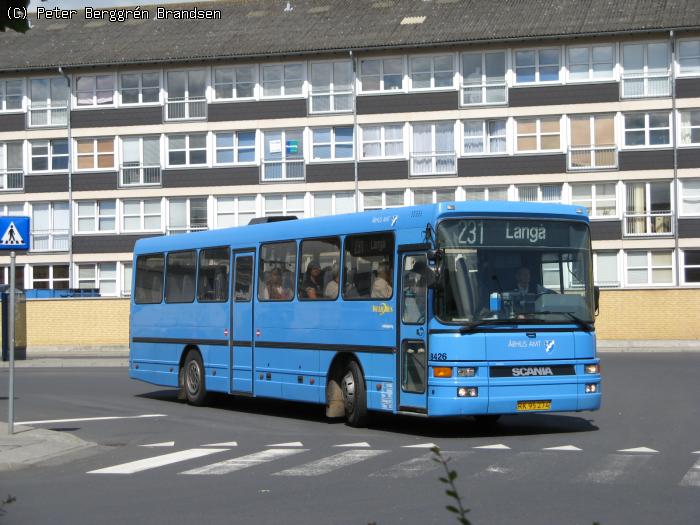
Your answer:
[231,252,255,394]
[398,253,429,413]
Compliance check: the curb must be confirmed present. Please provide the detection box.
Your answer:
[0,358,128,368]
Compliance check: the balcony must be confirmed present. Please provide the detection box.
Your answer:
[31,230,69,252]
[568,146,618,171]
[0,170,24,191]
[27,106,68,127]
[410,152,457,177]
[624,211,674,236]
[621,73,670,99]
[120,164,161,186]
[165,97,207,120]
[261,160,305,182]
[166,225,208,235]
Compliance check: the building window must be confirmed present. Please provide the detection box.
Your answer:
[568,114,616,169]
[571,183,617,217]
[623,112,670,147]
[76,138,114,170]
[621,42,670,98]
[683,250,700,284]
[31,202,69,252]
[261,63,303,97]
[262,130,304,181]
[680,110,700,145]
[626,250,673,286]
[313,192,354,216]
[413,188,455,204]
[120,72,160,104]
[77,262,117,295]
[515,48,560,83]
[678,40,700,76]
[593,252,620,287]
[517,184,562,203]
[680,179,700,216]
[75,74,114,106]
[167,134,207,167]
[463,119,507,154]
[362,190,405,210]
[216,195,257,227]
[122,199,162,232]
[360,124,404,159]
[0,203,25,216]
[409,54,454,90]
[168,197,208,234]
[121,136,161,186]
[567,45,614,81]
[0,266,25,290]
[76,200,116,233]
[213,65,256,100]
[460,50,506,105]
[411,122,456,176]
[312,127,353,161]
[215,131,256,164]
[0,79,23,111]
[309,61,352,113]
[360,57,403,92]
[32,264,69,290]
[464,186,509,201]
[122,263,133,296]
[263,194,305,218]
[28,78,68,127]
[516,117,561,152]
[624,181,672,236]
[166,70,207,120]
[0,142,24,191]
[30,139,68,172]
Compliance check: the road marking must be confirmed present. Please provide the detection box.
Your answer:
[473,444,510,450]
[402,443,439,449]
[203,441,238,447]
[334,442,370,448]
[692,451,700,454]
[543,445,582,451]
[577,453,654,484]
[617,447,658,453]
[679,457,700,487]
[267,441,304,447]
[88,448,226,475]
[19,414,167,425]
[140,441,174,448]
[273,449,388,477]
[370,451,470,479]
[181,448,307,475]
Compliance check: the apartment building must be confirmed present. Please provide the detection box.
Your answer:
[0,0,698,338]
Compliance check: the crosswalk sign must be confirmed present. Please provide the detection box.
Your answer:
[0,216,30,251]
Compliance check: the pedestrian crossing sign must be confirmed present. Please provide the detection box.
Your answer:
[0,216,30,251]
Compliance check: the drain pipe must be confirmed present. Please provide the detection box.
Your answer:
[58,67,73,288]
[350,49,359,212]
[670,31,680,287]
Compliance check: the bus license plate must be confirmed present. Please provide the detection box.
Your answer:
[517,400,551,411]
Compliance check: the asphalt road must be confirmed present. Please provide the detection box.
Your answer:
[0,352,699,525]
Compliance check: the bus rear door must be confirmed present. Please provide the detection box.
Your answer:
[231,251,255,394]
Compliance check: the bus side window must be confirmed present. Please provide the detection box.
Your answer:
[343,232,394,300]
[165,250,196,304]
[298,237,340,300]
[234,256,253,302]
[258,241,296,301]
[134,253,164,304]
[197,247,230,303]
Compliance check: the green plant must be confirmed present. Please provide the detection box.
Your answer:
[431,446,471,525]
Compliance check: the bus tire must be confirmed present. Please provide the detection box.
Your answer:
[341,361,368,427]
[474,414,501,426]
[183,350,208,406]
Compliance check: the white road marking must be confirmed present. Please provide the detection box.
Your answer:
[692,451,700,454]
[18,414,167,425]
[578,453,654,484]
[181,448,307,475]
[543,445,582,451]
[370,451,471,479]
[679,457,700,487]
[203,441,238,447]
[334,442,370,448]
[473,444,510,450]
[140,441,174,448]
[88,448,226,475]
[402,443,439,449]
[267,441,304,447]
[617,447,658,453]
[273,449,388,477]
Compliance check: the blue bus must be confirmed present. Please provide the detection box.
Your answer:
[129,201,601,426]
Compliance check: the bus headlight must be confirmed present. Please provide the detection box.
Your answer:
[585,383,598,393]
[457,387,478,398]
[457,367,477,377]
[584,364,600,374]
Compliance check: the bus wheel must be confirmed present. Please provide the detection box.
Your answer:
[183,350,208,406]
[341,361,368,427]
[474,415,501,426]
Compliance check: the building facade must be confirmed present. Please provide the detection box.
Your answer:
[0,0,699,341]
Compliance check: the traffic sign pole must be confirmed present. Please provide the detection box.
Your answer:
[8,250,15,435]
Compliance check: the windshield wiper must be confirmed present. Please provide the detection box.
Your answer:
[537,311,594,331]
[459,319,513,333]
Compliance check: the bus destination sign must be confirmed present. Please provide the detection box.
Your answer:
[438,219,587,248]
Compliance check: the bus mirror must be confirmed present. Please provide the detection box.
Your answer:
[426,249,443,289]
[594,286,600,315]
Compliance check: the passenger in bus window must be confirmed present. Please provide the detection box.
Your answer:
[324,264,340,299]
[264,268,293,300]
[301,262,324,299]
[371,262,393,299]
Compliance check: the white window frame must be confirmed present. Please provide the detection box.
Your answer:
[459,50,508,106]
[165,68,208,120]
[30,201,69,252]
[408,53,456,91]
[566,44,615,82]
[679,109,700,146]
[166,133,208,167]
[570,182,619,219]
[679,178,700,216]
[119,71,162,106]
[624,250,675,287]
[261,129,305,182]
[31,264,70,290]
[412,188,457,205]
[74,73,116,108]
[0,78,24,112]
[310,126,354,162]
[360,124,406,160]
[29,139,69,173]
[516,184,563,203]
[312,192,356,216]
[262,193,306,218]
[515,116,562,153]
[593,251,621,288]
[681,249,700,285]
[463,186,510,202]
[677,38,700,77]
[75,137,116,172]
[121,198,163,233]
[214,130,257,166]
[514,46,562,84]
[361,190,406,211]
[622,112,671,148]
[75,200,117,234]
[359,56,406,93]
[260,62,305,99]
[462,119,508,155]
[621,41,671,98]
[28,77,68,128]
[0,142,24,191]
[122,262,133,297]
[212,64,258,101]
[120,135,162,187]
[410,121,457,176]
[167,197,209,234]
[76,262,118,296]
[215,195,258,228]
[308,59,353,113]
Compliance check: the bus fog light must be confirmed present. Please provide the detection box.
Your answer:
[457,387,478,398]
[433,367,453,378]
[457,367,477,377]
[584,364,600,374]
[585,383,598,393]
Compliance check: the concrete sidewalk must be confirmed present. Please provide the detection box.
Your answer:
[0,422,97,471]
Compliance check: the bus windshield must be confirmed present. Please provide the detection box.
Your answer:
[436,218,594,326]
